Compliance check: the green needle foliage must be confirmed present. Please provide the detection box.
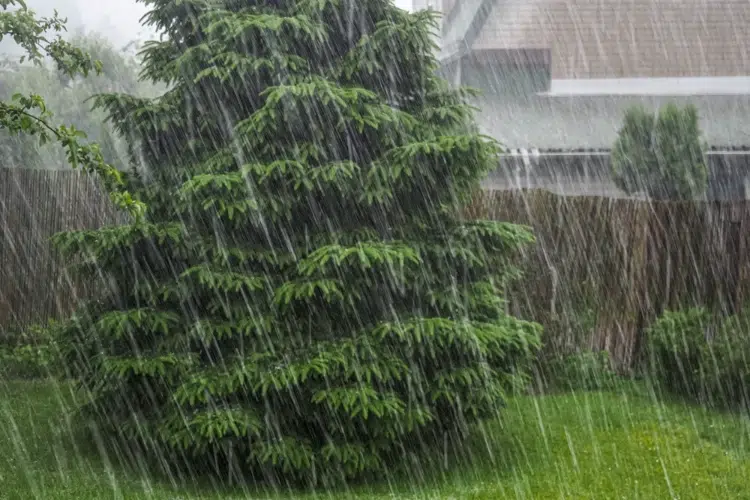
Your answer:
[53,0,542,486]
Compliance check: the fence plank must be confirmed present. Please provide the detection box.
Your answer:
[4,172,748,371]
[468,189,749,370]
[0,168,126,333]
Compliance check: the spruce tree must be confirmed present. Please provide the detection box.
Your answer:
[55,0,541,485]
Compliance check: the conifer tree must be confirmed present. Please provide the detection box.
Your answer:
[54,0,542,485]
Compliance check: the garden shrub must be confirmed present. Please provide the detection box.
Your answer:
[647,306,750,408]
[646,307,712,398]
[701,312,750,408]
[612,102,707,200]
[527,301,618,392]
[0,320,63,379]
[53,0,543,486]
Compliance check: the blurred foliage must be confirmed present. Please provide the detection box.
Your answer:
[611,102,707,200]
[647,306,750,409]
[646,307,710,399]
[536,349,619,392]
[534,300,598,357]
[53,0,542,487]
[512,286,617,392]
[0,0,145,216]
[0,319,64,379]
[0,31,164,170]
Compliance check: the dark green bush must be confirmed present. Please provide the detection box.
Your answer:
[646,307,711,398]
[646,307,750,408]
[701,313,750,408]
[0,320,63,379]
[611,103,707,200]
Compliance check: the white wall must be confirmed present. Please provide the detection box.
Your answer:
[461,62,750,149]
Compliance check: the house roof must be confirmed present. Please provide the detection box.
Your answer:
[433,1,750,150]
[438,0,494,62]
[441,0,750,79]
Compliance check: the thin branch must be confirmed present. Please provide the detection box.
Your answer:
[0,102,61,138]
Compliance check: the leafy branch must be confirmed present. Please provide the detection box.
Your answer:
[0,0,145,218]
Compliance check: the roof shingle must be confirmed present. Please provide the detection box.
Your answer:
[469,0,750,79]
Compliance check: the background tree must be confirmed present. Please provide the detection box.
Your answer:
[0,0,142,214]
[0,31,164,169]
[55,0,541,486]
[611,102,707,200]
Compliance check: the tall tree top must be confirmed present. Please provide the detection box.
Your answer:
[93,1,473,183]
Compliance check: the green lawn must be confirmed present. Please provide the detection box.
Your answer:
[3,379,750,499]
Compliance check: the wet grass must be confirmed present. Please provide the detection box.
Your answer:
[2,379,750,499]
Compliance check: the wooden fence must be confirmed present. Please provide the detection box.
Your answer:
[3,168,749,371]
[0,168,126,332]
[469,190,750,370]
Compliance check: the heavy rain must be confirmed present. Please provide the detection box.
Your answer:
[1,0,750,498]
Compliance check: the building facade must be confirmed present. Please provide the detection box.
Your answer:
[419,0,750,150]
[415,0,750,199]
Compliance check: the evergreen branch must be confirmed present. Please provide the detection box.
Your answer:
[297,241,421,276]
[100,353,197,379]
[159,406,263,451]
